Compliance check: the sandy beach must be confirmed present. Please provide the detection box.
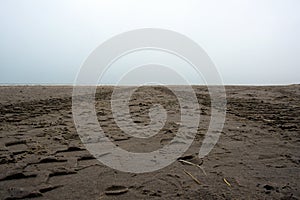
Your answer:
[0,85,299,199]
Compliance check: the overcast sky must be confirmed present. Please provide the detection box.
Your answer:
[0,0,299,85]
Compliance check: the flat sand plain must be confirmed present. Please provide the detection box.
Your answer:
[0,85,299,199]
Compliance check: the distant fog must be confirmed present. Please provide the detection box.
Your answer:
[0,0,299,85]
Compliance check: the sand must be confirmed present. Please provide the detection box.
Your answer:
[0,85,299,199]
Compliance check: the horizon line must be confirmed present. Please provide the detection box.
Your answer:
[0,83,299,87]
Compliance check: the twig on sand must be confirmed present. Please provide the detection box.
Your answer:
[198,165,207,176]
[178,159,207,176]
[178,159,195,166]
[183,169,201,185]
[223,178,231,187]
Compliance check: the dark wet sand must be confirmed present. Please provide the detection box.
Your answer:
[0,85,299,199]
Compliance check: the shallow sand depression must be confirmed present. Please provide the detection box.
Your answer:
[0,85,299,199]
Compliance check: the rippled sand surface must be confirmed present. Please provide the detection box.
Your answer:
[0,85,299,199]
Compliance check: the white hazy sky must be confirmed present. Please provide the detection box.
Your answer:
[0,0,299,85]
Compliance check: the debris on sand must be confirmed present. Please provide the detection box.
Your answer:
[223,178,231,187]
[178,159,207,176]
[183,169,201,185]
